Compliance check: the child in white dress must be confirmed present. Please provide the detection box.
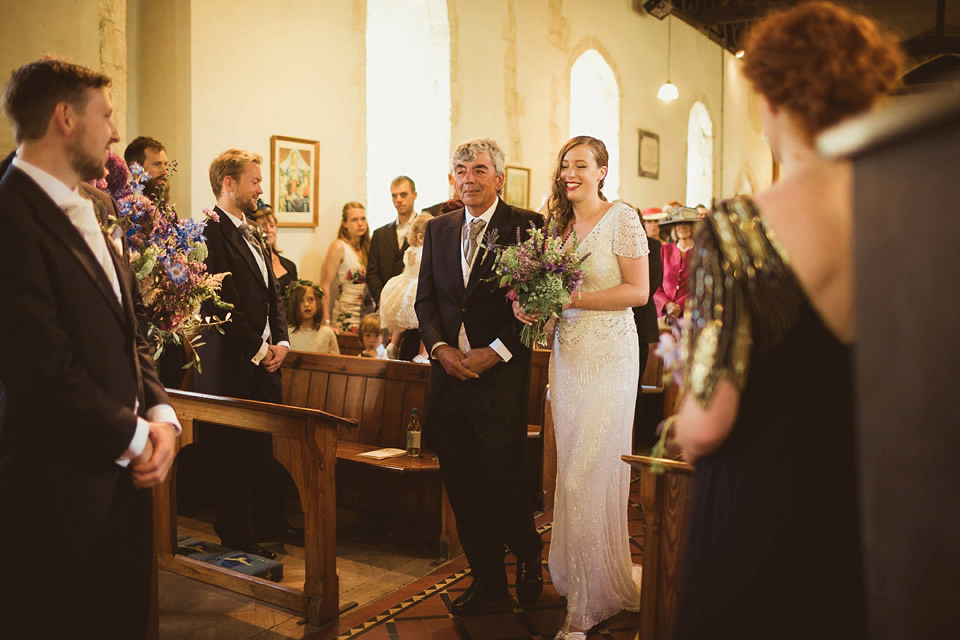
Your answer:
[380,213,431,362]
[286,281,340,355]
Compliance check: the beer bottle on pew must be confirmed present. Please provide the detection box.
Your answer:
[406,408,422,458]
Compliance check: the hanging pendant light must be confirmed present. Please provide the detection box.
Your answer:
[658,14,678,102]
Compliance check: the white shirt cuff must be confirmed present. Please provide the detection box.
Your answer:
[251,340,269,365]
[488,339,512,363]
[116,418,150,467]
[276,341,290,349]
[115,405,182,467]
[146,404,183,435]
[429,341,449,359]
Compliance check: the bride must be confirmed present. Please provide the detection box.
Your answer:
[515,136,649,638]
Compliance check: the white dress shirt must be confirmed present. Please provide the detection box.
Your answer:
[12,156,181,465]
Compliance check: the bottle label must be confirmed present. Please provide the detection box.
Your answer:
[407,430,421,450]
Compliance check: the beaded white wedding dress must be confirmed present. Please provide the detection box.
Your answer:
[548,201,647,631]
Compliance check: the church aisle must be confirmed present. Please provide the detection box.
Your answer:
[160,480,645,639]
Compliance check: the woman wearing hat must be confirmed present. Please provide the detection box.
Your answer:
[653,206,700,321]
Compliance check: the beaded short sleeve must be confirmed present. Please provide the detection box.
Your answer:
[612,204,649,259]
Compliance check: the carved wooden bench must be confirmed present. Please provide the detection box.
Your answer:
[153,390,355,627]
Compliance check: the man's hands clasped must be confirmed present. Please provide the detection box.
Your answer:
[434,344,502,380]
[131,422,177,489]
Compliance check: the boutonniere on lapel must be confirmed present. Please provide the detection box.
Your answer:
[485,218,590,348]
[478,226,500,264]
[93,160,233,372]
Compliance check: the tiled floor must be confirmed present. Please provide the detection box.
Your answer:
[160,482,645,639]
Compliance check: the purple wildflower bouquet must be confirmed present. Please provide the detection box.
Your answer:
[485,216,589,349]
[103,163,232,370]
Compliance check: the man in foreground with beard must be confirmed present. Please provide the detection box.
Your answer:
[0,58,179,638]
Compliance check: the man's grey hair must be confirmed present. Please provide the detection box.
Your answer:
[451,137,506,177]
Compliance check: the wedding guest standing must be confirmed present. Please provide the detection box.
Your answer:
[194,149,292,558]
[319,201,372,334]
[653,206,700,322]
[0,58,179,638]
[672,3,903,639]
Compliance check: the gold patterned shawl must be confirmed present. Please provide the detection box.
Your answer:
[681,196,805,406]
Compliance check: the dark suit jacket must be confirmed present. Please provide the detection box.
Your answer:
[0,165,170,555]
[367,219,409,305]
[633,236,663,344]
[415,199,543,450]
[193,206,288,400]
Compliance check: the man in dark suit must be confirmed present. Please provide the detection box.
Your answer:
[633,208,665,447]
[0,58,178,638]
[369,176,422,359]
[193,149,291,558]
[415,138,544,614]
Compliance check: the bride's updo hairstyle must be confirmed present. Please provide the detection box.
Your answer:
[548,135,609,233]
[741,1,903,144]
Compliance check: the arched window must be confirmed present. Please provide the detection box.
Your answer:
[685,101,713,207]
[367,0,450,228]
[569,49,620,199]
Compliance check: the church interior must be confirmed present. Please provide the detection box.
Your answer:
[1,0,958,639]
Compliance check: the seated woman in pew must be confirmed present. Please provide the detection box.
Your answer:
[286,280,339,354]
[670,3,903,639]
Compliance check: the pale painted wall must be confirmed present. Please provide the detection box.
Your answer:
[0,0,103,158]
[3,0,773,281]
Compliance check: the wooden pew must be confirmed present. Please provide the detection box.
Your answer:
[281,352,460,557]
[154,390,356,626]
[621,454,695,640]
[281,350,552,559]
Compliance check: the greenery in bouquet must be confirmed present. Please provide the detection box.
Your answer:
[101,162,232,371]
[484,216,589,348]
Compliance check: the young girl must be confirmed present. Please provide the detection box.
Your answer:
[286,281,340,355]
[358,313,387,359]
[379,213,431,362]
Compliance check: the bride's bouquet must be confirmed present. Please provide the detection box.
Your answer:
[485,217,589,348]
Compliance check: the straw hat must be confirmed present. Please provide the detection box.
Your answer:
[658,206,701,226]
[641,207,667,221]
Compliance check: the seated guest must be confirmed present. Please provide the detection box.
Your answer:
[251,200,298,297]
[380,213,431,362]
[286,280,339,354]
[672,3,903,638]
[124,135,169,201]
[358,313,387,359]
[653,206,701,322]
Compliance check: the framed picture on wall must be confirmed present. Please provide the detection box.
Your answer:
[638,129,660,179]
[503,165,531,209]
[270,135,320,227]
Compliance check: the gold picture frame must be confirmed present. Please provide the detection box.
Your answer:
[503,165,531,209]
[270,135,320,227]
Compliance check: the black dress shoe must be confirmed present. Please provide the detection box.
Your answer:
[515,554,543,606]
[449,580,511,616]
[224,541,278,560]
